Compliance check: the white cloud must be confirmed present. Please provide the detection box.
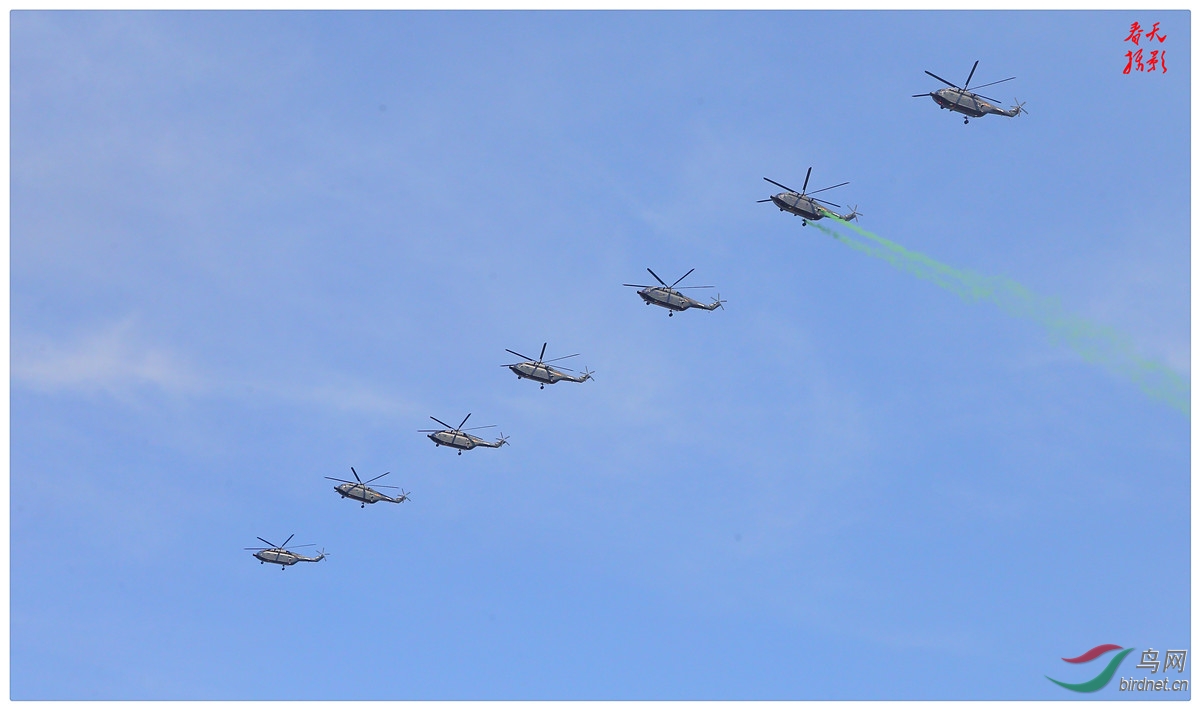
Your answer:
[12,318,419,420]
[12,319,202,397]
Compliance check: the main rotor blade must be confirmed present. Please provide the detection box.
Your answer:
[506,348,535,361]
[374,484,401,490]
[963,60,978,89]
[290,544,316,548]
[807,181,849,196]
[925,70,959,89]
[430,416,454,430]
[646,268,668,286]
[281,533,295,549]
[801,166,812,193]
[756,198,773,202]
[463,424,497,431]
[365,471,391,484]
[325,477,355,484]
[813,197,842,208]
[544,353,579,363]
[674,285,715,289]
[622,283,654,288]
[457,413,472,430]
[763,177,799,193]
[539,343,547,361]
[244,547,269,550]
[968,76,1015,91]
[911,92,933,98]
[670,268,695,288]
[350,466,362,483]
[257,537,276,548]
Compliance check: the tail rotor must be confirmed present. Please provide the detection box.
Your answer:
[1012,98,1028,117]
[581,367,596,382]
[844,205,862,222]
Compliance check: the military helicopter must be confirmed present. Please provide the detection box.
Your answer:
[623,268,725,316]
[913,61,1027,124]
[244,534,326,570]
[325,467,411,508]
[503,342,594,389]
[420,413,509,455]
[758,171,861,226]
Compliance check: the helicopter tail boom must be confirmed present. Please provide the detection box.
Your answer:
[695,294,726,311]
[1003,98,1028,117]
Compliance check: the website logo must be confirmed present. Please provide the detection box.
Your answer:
[1046,644,1134,692]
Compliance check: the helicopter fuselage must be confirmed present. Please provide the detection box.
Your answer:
[508,362,586,385]
[427,430,505,451]
[769,192,826,221]
[929,88,1020,119]
[333,482,396,505]
[253,549,323,567]
[636,286,714,312]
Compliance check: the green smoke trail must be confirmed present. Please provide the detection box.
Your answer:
[809,215,1189,416]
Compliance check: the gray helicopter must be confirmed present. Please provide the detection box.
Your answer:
[503,342,594,389]
[326,467,410,508]
[245,534,326,570]
[623,268,725,316]
[420,413,509,455]
[913,61,1027,124]
[758,170,861,226]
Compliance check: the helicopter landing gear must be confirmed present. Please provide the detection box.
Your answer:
[963,118,969,124]
[802,219,807,226]
[361,502,365,508]
[458,451,462,455]
[540,384,544,389]
[668,311,674,317]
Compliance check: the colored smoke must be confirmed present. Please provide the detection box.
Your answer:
[809,216,1189,417]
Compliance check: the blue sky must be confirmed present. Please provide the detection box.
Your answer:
[10,10,1190,700]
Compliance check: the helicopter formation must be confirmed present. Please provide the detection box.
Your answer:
[251,59,1023,570]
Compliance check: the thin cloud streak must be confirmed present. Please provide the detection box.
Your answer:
[13,319,418,419]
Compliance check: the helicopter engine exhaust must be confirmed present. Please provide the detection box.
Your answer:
[808,216,1189,417]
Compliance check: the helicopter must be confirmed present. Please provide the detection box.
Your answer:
[758,170,861,226]
[420,413,509,455]
[503,342,594,389]
[325,467,410,508]
[623,268,725,316]
[244,534,326,570]
[913,61,1027,124]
